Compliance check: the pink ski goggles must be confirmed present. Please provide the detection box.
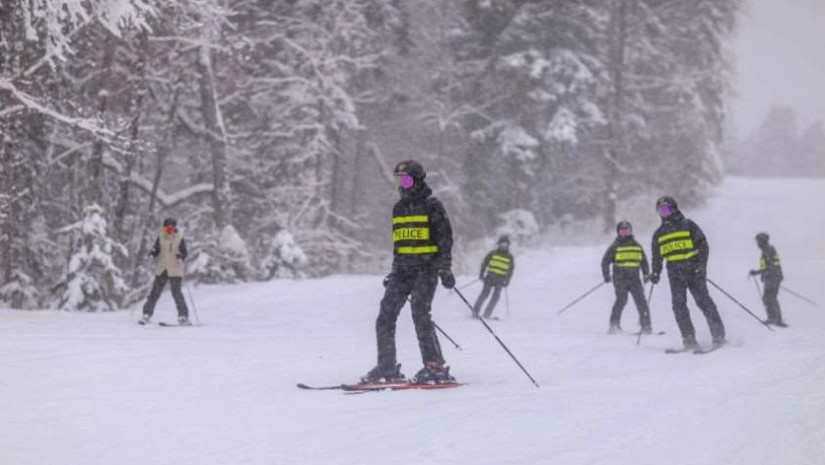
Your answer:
[618,227,632,237]
[394,173,415,189]
[657,203,674,217]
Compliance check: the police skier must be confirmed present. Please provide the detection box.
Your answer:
[361,160,457,384]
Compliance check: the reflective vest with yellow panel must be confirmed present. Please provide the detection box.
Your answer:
[657,230,699,263]
[393,214,438,257]
[614,245,644,269]
[486,253,512,276]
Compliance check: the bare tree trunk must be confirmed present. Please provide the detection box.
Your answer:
[88,36,117,209]
[195,45,231,229]
[0,135,12,283]
[604,0,627,234]
[0,2,21,285]
[130,85,179,288]
[113,34,149,243]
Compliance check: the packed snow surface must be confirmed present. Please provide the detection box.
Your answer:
[2,178,824,465]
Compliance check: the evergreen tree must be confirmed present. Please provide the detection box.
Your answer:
[58,204,128,311]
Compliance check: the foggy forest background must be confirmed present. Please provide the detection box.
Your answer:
[1,0,822,311]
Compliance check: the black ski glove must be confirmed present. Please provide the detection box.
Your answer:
[438,269,455,289]
[748,269,759,277]
[643,274,650,283]
[383,274,393,289]
[650,272,660,284]
[604,275,611,283]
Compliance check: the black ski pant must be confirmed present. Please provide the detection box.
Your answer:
[473,276,504,318]
[142,271,189,318]
[667,270,725,342]
[762,278,784,324]
[375,266,443,372]
[610,277,650,329]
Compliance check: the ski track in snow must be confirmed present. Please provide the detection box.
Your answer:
[2,177,825,465]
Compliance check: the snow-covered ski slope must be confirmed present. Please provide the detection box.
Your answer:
[2,177,824,465]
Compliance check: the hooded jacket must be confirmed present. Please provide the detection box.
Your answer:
[651,209,709,277]
[601,235,650,281]
[391,180,453,271]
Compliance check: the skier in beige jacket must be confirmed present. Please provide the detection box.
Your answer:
[139,217,190,325]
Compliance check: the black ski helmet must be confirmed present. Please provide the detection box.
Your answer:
[498,235,511,246]
[616,220,632,234]
[162,217,177,227]
[655,195,678,211]
[755,232,769,244]
[393,160,426,180]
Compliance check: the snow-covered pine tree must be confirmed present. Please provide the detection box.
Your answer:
[57,204,128,311]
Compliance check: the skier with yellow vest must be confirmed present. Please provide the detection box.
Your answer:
[601,221,651,334]
[749,232,787,327]
[472,235,515,319]
[361,160,456,385]
[650,196,725,349]
[139,217,190,326]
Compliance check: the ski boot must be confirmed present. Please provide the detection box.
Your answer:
[711,337,727,348]
[138,314,151,325]
[640,326,653,335]
[607,324,622,335]
[177,316,192,326]
[682,336,699,350]
[360,364,405,384]
[411,361,455,385]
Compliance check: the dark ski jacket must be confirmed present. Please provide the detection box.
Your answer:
[390,181,453,272]
[756,245,783,282]
[479,249,515,286]
[601,236,649,282]
[651,210,709,278]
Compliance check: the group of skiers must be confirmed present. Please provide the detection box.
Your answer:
[600,195,787,350]
[138,159,788,385]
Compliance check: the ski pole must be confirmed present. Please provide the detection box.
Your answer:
[636,283,655,346]
[751,275,762,302]
[781,285,818,306]
[505,287,510,318]
[406,297,462,350]
[458,278,480,290]
[184,280,202,325]
[454,288,540,387]
[707,278,772,331]
[434,321,462,351]
[556,282,606,315]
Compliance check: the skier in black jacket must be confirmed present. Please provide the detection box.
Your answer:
[749,232,787,327]
[650,196,725,349]
[472,235,515,319]
[362,160,456,385]
[601,221,651,334]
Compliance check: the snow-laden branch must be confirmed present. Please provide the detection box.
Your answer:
[0,78,113,137]
[100,152,213,209]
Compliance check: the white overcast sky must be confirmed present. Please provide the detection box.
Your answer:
[729,0,825,139]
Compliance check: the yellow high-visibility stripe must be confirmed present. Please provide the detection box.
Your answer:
[658,231,691,243]
[490,255,511,264]
[488,268,509,275]
[666,250,699,262]
[392,227,430,242]
[759,256,781,271]
[393,215,428,224]
[616,246,642,252]
[616,263,640,268]
[615,252,642,261]
[660,239,694,256]
[397,246,438,254]
[488,263,510,273]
